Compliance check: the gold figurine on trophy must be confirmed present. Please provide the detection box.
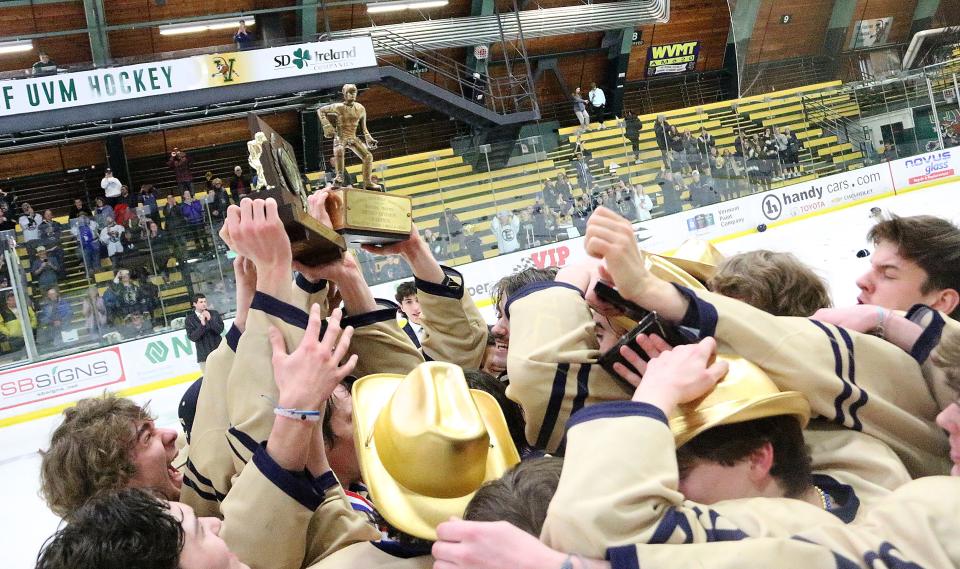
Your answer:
[317,83,382,191]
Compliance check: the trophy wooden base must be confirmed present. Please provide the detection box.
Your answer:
[327,187,413,245]
[256,188,347,266]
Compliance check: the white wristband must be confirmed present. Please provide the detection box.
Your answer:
[274,407,322,422]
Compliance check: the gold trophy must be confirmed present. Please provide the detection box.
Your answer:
[316,84,413,245]
[247,96,412,265]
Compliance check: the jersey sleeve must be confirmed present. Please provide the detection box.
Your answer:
[416,266,487,368]
[673,286,951,477]
[503,282,632,453]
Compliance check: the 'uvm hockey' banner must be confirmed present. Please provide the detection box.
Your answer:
[646,41,700,77]
[0,37,376,117]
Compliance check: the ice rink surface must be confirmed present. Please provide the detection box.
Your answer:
[1,181,957,568]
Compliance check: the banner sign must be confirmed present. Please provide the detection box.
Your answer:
[0,37,376,117]
[646,41,700,77]
[890,149,959,188]
[0,347,124,412]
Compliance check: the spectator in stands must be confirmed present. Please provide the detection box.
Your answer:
[464,224,485,262]
[118,185,138,210]
[120,311,152,340]
[81,285,108,339]
[667,125,684,171]
[632,183,654,221]
[573,151,593,195]
[229,165,251,202]
[764,127,783,179]
[572,87,589,133]
[100,168,123,207]
[132,268,160,316]
[68,197,91,219]
[207,178,230,231]
[205,278,234,313]
[184,293,222,372]
[0,186,18,213]
[234,21,254,50]
[71,212,100,275]
[422,227,446,259]
[517,208,536,250]
[554,171,573,203]
[30,246,60,293]
[653,114,672,162]
[109,269,141,321]
[166,148,193,194]
[180,190,209,253]
[745,135,764,190]
[588,82,606,128]
[31,51,55,75]
[614,180,636,220]
[439,208,465,255]
[0,292,35,354]
[137,185,160,224]
[624,110,643,163]
[0,204,16,232]
[99,216,125,260]
[18,202,43,256]
[370,174,385,192]
[656,167,682,215]
[38,287,73,348]
[92,196,114,228]
[783,127,802,178]
[689,169,719,207]
[734,132,747,157]
[492,209,521,254]
[681,129,700,174]
[724,147,747,197]
[572,194,592,235]
[39,211,64,269]
[532,200,552,245]
[697,126,716,166]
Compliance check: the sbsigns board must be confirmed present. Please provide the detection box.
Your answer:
[0,37,376,117]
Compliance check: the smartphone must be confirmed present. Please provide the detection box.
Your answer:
[593,281,694,388]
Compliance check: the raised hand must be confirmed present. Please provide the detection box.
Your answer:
[631,337,729,413]
[223,198,292,299]
[613,333,674,387]
[432,519,568,569]
[584,207,648,296]
[268,305,358,412]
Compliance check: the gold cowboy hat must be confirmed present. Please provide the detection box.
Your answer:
[670,355,811,447]
[656,239,725,282]
[353,362,521,541]
[647,253,707,291]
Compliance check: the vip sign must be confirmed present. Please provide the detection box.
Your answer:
[0,347,124,412]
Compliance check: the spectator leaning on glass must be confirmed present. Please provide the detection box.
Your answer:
[184,294,223,373]
[0,292,35,354]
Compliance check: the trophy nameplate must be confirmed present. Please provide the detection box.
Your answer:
[248,114,347,266]
[326,188,413,245]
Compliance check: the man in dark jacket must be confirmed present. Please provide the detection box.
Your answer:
[184,293,223,373]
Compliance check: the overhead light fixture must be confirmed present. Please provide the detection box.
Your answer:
[159,16,255,36]
[0,40,33,55]
[367,0,449,14]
